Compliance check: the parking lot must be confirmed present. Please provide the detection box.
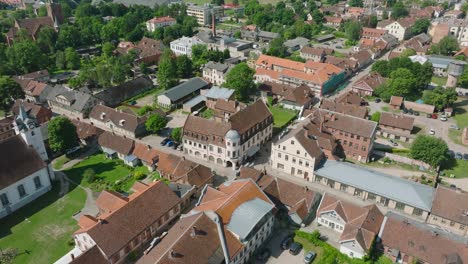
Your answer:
[264,229,304,264]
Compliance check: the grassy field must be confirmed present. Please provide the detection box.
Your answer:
[442,159,468,179]
[63,153,149,192]
[447,99,468,146]
[0,184,86,264]
[431,76,447,86]
[294,236,325,261]
[269,105,298,130]
[53,155,71,170]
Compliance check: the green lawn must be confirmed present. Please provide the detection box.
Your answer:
[447,99,468,146]
[269,105,298,130]
[442,159,468,179]
[200,108,214,119]
[431,76,447,86]
[63,153,149,192]
[0,183,86,264]
[53,155,71,170]
[294,236,325,261]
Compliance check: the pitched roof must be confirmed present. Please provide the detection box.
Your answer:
[11,100,52,124]
[214,99,245,113]
[97,131,134,155]
[76,181,181,258]
[159,77,210,102]
[147,16,176,24]
[158,154,213,188]
[350,49,372,65]
[70,245,108,264]
[136,37,165,59]
[258,81,295,97]
[300,46,334,56]
[318,193,384,250]
[90,105,146,134]
[389,96,404,107]
[282,84,315,106]
[352,72,386,92]
[361,27,387,38]
[71,120,103,140]
[24,80,49,96]
[136,212,226,264]
[256,54,305,71]
[320,99,368,119]
[324,16,343,24]
[8,16,54,39]
[94,77,153,107]
[431,186,468,225]
[132,142,161,165]
[379,112,414,131]
[229,100,272,135]
[183,115,231,146]
[380,213,468,263]
[0,135,47,189]
[47,85,94,113]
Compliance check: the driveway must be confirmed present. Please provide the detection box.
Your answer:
[265,229,304,264]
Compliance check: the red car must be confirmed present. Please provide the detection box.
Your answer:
[431,114,438,119]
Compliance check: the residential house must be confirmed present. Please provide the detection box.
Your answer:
[378,113,414,142]
[72,120,103,146]
[115,37,164,65]
[73,181,183,264]
[314,161,435,219]
[131,142,160,172]
[136,211,234,264]
[346,7,365,19]
[271,116,338,180]
[12,69,50,91]
[255,55,345,97]
[0,107,52,219]
[324,16,343,28]
[47,86,100,120]
[350,49,373,69]
[97,131,139,167]
[202,86,235,109]
[427,186,468,237]
[183,100,273,169]
[146,16,176,32]
[320,91,368,119]
[202,61,233,85]
[170,36,204,57]
[278,84,315,111]
[6,2,62,45]
[94,77,153,107]
[303,108,377,162]
[157,77,210,109]
[323,56,358,77]
[389,96,404,109]
[239,167,322,226]
[240,28,280,43]
[300,46,333,62]
[351,72,386,96]
[190,179,276,264]
[380,212,468,264]
[361,27,387,40]
[21,80,53,104]
[317,194,384,259]
[377,18,416,41]
[89,105,146,139]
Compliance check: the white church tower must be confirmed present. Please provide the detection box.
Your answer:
[13,105,49,162]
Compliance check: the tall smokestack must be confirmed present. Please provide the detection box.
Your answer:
[212,11,216,38]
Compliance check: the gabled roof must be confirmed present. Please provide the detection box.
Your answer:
[229,100,272,135]
[97,131,134,155]
[379,112,414,131]
[94,77,153,107]
[352,72,386,92]
[89,105,146,134]
[70,245,108,264]
[282,84,315,106]
[158,154,213,188]
[431,186,468,225]
[300,46,334,56]
[24,80,50,97]
[159,77,210,102]
[320,99,367,119]
[0,135,47,189]
[71,120,103,140]
[7,16,54,39]
[11,100,52,124]
[47,85,94,113]
[75,181,181,258]
[132,142,161,165]
[147,16,176,24]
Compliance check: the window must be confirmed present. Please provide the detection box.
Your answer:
[395,202,405,211]
[432,216,438,221]
[292,158,296,163]
[297,170,302,175]
[299,160,303,166]
[278,153,281,158]
[296,150,300,155]
[277,163,284,169]
[209,145,213,151]
[218,147,222,154]
[233,143,236,147]
[282,146,286,150]
[291,140,294,145]
[34,176,42,189]
[361,146,366,151]
[450,221,455,227]
[18,184,27,198]
[367,193,376,201]
[350,134,354,139]
[285,155,288,161]
[364,138,368,142]
[305,161,309,167]
[349,142,353,147]
[343,140,347,145]
[345,133,348,137]
[0,193,9,207]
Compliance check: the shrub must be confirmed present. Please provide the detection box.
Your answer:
[83,168,96,183]
[126,250,139,261]
[133,171,147,180]
[137,105,153,116]
[67,239,75,246]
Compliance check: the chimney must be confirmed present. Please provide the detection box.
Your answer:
[147,145,151,150]
[212,11,216,38]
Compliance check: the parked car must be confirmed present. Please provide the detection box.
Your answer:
[281,236,293,250]
[450,124,460,130]
[431,114,438,119]
[429,129,435,135]
[160,138,170,146]
[289,242,303,255]
[450,184,457,188]
[402,108,408,114]
[165,140,174,147]
[408,109,414,115]
[256,249,271,262]
[455,152,463,160]
[336,45,343,49]
[374,98,381,103]
[389,139,398,146]
[426,113,432,118]
[304,251,317,263]
[129,100,137,106]
[464,154,468,161]
[440,115,447,121]
[447,150,455,158]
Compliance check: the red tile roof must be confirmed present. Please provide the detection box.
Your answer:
[147,16,176,24]
[431,186,468,225]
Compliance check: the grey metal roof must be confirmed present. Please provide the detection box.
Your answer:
[183,95,206,108]
[204,86,234,100]
[227,197,274,240]
[47,85,93,112]
[159,77,209,102]
[427,55,456,69]
[284,37,310,48]
[204,61,230,72]
[315,161,434,211]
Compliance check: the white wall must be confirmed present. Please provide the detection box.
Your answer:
[340,241,365,259]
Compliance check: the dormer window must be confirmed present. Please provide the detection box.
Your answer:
[119,120,126,126]
[100,113,106,120]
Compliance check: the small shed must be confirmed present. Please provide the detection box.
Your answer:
[182,95,206,113]
[389,96,403,109]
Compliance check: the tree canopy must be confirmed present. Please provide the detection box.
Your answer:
[391,2,408,19]
[344,21,362,41]
[157,48,178,90]
[422,87,458,110]
[145,113,168,134]
[429,36,459,56]
[411,18,431,35]
[410,135,448,168]
[224,62,256,101]
[171,127,182,143]
[0,76,24,115]
[48,116,79,153]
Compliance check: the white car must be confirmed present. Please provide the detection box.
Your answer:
[429,129,435,135]
[440,115,447,121]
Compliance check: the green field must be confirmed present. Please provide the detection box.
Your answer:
[0,184,86,264]
[431,76,448,86]
[442,159,468,179]
[447,99,468,146]
[269,105,298,130]
[63,153,149,192]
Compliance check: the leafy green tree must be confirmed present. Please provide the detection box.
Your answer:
[83,168,96,183]
[312,9,324,24]
[6,40,47,74]
[349,0,363,7]
[458,67,468,88]
[391,2,408,19]
[412,18,431,35]
[375,68,417,101]
[157,49,178,90]
[224,63,255,101]
[234,31,241,39]
[56,24,81,49]
[429,36,459,56]
[48,116,79,153]
[0,76,24,116]
[145,114,168,134]
[37,6,47,16]
[102,42,115,58]
[176,55,193,78]
[266,37,287,58]
[55,50,66,70]
[421,0,437,7]
[171,127,182,142]
[422,87,458,110]
[65,47,80,70]
[400,48,416,57]
[345,21,362,41]
[75,3,99,18]
[410,135,448,167]
[36,27,57,53]
[370,111,381,122]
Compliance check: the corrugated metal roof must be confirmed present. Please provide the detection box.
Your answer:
[315,161,434,211]
[183,95,206,108]
[227,198,274,240]
[204,86,234,100]
[159,77,209,102]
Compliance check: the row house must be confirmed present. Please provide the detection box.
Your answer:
[324,16,343,28]
[89,105,147,139]
[378,113,415,142]
[361,27,388,40]
[182,100,273,169]
[72,181,183,264]
[47,85,100,120]
[299,46,333,62]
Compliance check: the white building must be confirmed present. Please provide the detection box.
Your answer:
[377,18,416,41]
[202,61,233,85]
[316,193,384,259]
[186,4,223,26]
[183,100,273,169]
[170,36,204,57]
[146,16,176,32]
[0,106,53,219]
